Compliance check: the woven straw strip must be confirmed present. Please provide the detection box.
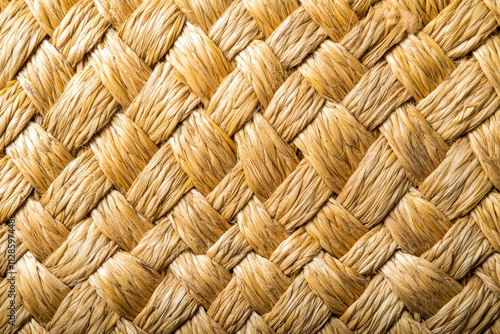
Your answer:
[2,0,500,333]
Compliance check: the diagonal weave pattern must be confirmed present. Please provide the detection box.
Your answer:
[2,0,500,332]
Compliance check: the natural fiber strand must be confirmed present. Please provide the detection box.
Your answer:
[1,0,500,333]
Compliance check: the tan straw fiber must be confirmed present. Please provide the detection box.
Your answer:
[3,0,500,332]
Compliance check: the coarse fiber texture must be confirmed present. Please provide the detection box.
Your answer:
[4,0,500,333]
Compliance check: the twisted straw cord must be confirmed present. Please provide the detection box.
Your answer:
[1,0,500,333]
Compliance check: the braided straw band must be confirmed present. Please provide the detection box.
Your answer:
[2,0,500,332]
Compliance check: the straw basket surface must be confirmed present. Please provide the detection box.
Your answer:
[3,0,500,332]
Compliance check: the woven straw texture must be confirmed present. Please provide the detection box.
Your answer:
[4,0,500,333]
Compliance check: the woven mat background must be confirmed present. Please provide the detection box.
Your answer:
[2,0,500,333]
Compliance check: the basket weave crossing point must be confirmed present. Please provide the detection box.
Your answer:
[3,0,500,332]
